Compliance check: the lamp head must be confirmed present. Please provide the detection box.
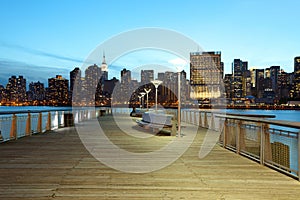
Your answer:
[151,80,163,88]
[168,58,187,72]
[144,88,151,93]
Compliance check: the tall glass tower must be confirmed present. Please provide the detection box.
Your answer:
[190,51,223,101]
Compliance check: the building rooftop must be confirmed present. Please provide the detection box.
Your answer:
[190,51,221,56]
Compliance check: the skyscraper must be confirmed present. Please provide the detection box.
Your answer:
[293,56,300,99]
[120,68,132,103]
[232,59,248,99]
[159,71,178,104]
[47,75,69,105]
[157,72,165,81]
[141,70,154,84]
[270,66,280,99]
[101,52,108,81]
[278,70,293,102]
[70,67,81,93]
[121,68,131,84]
[29,81,45,101]
[250,68,256,87]
[70,67,81,102]
[243,70,252,97]
[255,69,265,98]
[224,74,233,100]
[85,64,102,103]
[190,51,223,101]
[0,84,5,103]
[6,75,26,103]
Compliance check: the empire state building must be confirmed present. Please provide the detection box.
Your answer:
[101,52,108,81]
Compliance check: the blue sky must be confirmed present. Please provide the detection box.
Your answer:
[0,0,299,85]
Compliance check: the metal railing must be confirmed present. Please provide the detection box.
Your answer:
[0,107,111,143]
[181,109,300,181]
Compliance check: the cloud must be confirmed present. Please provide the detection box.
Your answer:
[168,58,188,71]
[0,41,97,65]
[0,58,70,86]
[0,41,81,62]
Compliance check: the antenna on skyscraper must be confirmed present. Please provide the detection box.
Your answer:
[102,50,106,64]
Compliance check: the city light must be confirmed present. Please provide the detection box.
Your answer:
[0,55,299,108]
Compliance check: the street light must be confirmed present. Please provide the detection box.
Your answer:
[151,80,163,112]
[138,95,142,109]
[168,58,187,137]
[144,88,151,110]
[140,92,146,109]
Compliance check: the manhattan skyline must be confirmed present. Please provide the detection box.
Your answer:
[0,0,299,85]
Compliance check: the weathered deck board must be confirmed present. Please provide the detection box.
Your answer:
[0,115,300,199]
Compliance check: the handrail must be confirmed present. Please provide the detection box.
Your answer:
[0,106,109,115]
[215,114,300,129]
[0,109,71,115]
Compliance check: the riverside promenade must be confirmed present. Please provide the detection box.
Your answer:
[1,115,300,199]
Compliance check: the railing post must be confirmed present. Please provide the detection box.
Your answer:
[10,114,17,140]
[259,122,265,165]
[171,117,177,136]
[223,118,228,148]
[239,121,246,153]
[210,113,215,130]
[236,120,241,154]
[227,119,237,146]
[25,113,31,136]
[218,117,224,144]
[93,110,96,118]
[37,112,42,133]
[263,124,272,162]
[46,111,51,131]
[55,111,59,128]
[85,110,88,119]
[204,112,208,128]
[89,110,93,119]
[77,111,80,122]
[189,111,192,124]
[194,111,197,125]
[81,110,84,121]
[199,111,202,127]
[185,110,188,122]
[61,111,65,127]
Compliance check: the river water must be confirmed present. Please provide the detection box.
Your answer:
[225,109,300,122]
[1,106,299,122]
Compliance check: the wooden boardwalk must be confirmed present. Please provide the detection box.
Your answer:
[0,115,300,199]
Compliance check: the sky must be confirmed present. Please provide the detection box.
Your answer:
[0,0,299,86]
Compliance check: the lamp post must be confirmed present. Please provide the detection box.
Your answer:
[144,88,151,110]
[151,80,162,112]
[138,95,142,109]
[177,70,182,137]
[140,92,146,109]
[168,58,187,137]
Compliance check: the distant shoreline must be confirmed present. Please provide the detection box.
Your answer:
[0,104,300,110]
